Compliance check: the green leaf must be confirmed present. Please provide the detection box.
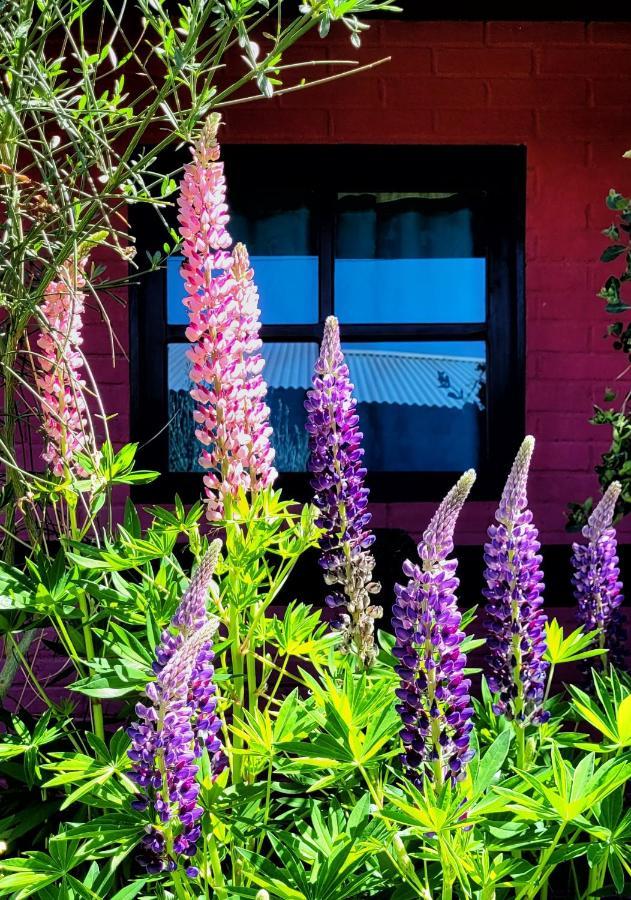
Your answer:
[601,244,627,263]
[110,882,147,900]
[617,694,631,743]
[473,729,512,797]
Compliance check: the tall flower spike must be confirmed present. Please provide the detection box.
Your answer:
[35,255,91,476]
[484,436,549,723]
[392,470,476,787]
[178,115,276,520]
[305,316,382,668]
[128,543,226,877]
[572,482,626,668]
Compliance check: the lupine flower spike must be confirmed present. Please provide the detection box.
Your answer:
[392,470,476,787]
[305,315,382,668]
[128,540,227,877]
[178,114,276,520]
[572,481,626,669]
[35,255,91,476]
[484,436,549,729]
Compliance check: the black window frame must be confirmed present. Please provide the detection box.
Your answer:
[130,143,525,505]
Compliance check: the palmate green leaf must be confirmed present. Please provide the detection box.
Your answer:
[569,668,631,749]
[502,751,631,827]
[237,848,307,899]
[0,837,88,899]
[544,619,601,665]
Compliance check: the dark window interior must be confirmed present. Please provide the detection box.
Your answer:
[130,144,525,504]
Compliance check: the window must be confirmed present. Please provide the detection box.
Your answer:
[131,145,525,503]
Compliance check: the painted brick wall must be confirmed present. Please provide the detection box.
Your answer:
[91,19,631,545]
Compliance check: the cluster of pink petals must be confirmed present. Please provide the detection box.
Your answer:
[35,256,91,476]
[177,115,277,520]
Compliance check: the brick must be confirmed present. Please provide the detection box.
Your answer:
[435,47,533,76]
[330,107,433,141]
[527,379,596,410]
[383,77,486,108]
[528,321,590,352]
[531,440,592,471]
[530,469,597,502]
[489,77,588,108]
[435,108,534,139]
[527,139,590,168]
[280,75,383,109]
[534,413,596,442]
[487,21,587,44]
[540,48,631,76]
[588,22,631,44]
[222,107,329,142]
[526,262,589,295]
[381,21,484,45]
[379,48,433,76]
[535,229,602,263]
[537,109,631,141]
[592,78,631,107]
[535,351,604,380]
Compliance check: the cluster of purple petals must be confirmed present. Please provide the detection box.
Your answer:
[572,482,626,668]
[128,544,226,877]
[305,317,382,665]
[305,316,374,583]
[392,470,476,786]
[484,437,549,724]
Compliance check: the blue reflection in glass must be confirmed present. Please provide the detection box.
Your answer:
[335,258,486,324]
[166,255,318,326]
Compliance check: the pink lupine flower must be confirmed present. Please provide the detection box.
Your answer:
[177,114,276,520]
[35,255,91,476]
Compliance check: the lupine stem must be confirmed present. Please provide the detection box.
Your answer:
[229,602,244,787]
[207,837,227,899]
[516,823,565,899]
[77,591,104,741]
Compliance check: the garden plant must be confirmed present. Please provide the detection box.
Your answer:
[1,3,631,900]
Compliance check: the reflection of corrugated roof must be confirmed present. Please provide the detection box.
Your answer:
[168,343,485,410]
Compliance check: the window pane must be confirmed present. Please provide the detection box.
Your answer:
[343,341,486,472]
[167,254,318,327]
[166,342,317,473]
[167,340,485,474]
[335,192,486,324]
[168,190,319,326]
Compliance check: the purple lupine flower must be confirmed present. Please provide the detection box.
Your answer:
[153,540,223,673]
[128,543,226,876]
[484,436,549,724]
[572,481,626,669]
[392,470,476,787]
[305,316,382,667]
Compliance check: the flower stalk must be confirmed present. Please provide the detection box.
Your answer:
[484,436,549,763]
[571,481,625,671]
[178,115,276,521]
[393,470,476,787]
[305,315,382,668]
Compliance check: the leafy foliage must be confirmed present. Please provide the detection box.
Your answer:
[568,186,631,528]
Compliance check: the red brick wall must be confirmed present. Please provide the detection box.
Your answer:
[92,20,631,545]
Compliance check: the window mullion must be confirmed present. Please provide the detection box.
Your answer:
[318,187,335,321]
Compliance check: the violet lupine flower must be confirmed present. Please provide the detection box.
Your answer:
[128,542,226,876]
[178,114,276,520]
[572,481,626,668]
[484,436,549,724]
[393,470,476,787]
[35,255,91,476]
[305,316,382,668]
